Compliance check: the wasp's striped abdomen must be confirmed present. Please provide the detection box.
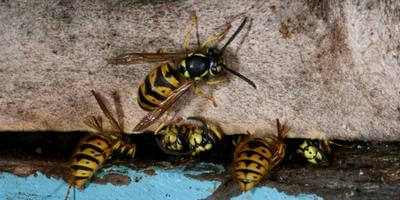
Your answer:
[234,120,289,192]
[137,63,182,111]
[70,135,114,189]
[234,137,276,192]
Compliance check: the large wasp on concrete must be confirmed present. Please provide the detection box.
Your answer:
[108,11,256,131]
[233,119,289,192]
[64,91,136,199]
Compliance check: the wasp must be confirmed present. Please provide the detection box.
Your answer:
[293,129,339,166]
[295,139,332,165]
[108,11,257,131]
[153,116,223,156]
[65,90,136,199]
[233,119,289,192]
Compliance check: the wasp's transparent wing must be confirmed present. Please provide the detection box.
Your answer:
[83,116,104,132]
[112,91,125,133]
[107,52,187,65]
[133,81,194,131]
[91,90,124,133]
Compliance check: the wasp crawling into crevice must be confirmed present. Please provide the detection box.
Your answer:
[295,139,333,165]
[108,11,257,131]
[294,135,352,166]
[286,129,338,166]
[233,119,290,192]
[64,91,136,200]
[154,116,224,157]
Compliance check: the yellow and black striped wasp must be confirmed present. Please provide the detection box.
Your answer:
[233,119,290,192]
[64,90,136,200]
[287,129,337,166]
[295,139,333,165]
[153,116,224,156]
[108,11,257,131]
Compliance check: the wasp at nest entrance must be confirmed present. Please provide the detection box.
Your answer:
[154,116,224,157]
[0,129,398,200]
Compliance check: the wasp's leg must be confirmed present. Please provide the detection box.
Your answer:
[270,143,286,167]
[193,84,217,107]
[201,24,232,49]
[182,11,199,50]
[205,73,228,85]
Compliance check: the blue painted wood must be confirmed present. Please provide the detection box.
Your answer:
[0,163,322,200]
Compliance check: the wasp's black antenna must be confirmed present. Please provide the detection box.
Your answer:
[220,17,248,54]
[217,17,256,89]
[222,64,257,89]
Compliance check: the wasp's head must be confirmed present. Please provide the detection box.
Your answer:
[207,48,224,77]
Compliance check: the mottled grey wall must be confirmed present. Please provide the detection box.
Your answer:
[1,0,399,141]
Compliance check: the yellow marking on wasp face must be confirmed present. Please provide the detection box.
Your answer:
[166,134,177,143]
[309,158,318,164]
[209,69,215,76]
[194,76,202,81]
[190,129,203,145]
[299,140,308,150]
[194,53,206,57]
[304,146,318,159]
[200,70,208,77]
[180,60,186,67]
[196,146,205,153]
[163,126,184,151]
[184,71,190,78]
[216,65,222,72]
[175,143,182,150]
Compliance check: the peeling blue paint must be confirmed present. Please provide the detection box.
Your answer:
[232,187,322,200]
[0,163,322,200]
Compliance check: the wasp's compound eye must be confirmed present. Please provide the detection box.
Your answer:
[209,65,222,76]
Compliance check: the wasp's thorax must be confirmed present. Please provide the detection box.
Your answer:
[179,48,223,80]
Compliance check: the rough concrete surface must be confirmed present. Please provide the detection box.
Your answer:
[0,0,399,140]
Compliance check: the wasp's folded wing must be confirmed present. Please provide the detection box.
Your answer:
[133,81,193,131]
[107,52,187,65]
